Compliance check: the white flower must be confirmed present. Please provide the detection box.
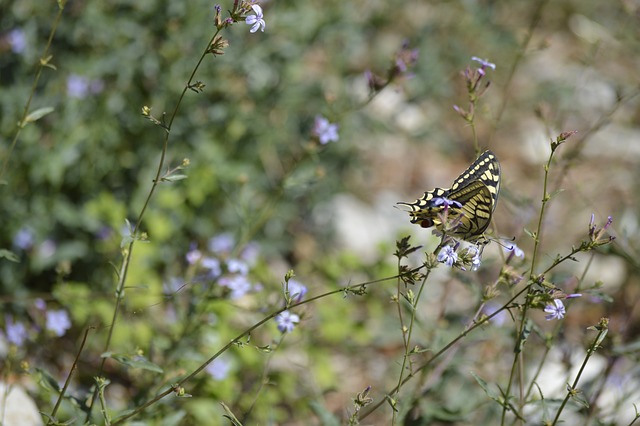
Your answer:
[246,5,266,33]
[544,299,566,321]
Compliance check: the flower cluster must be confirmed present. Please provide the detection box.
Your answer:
[313,116,339,145]
[3,300,72,348]
[366,41,418,93]
[453,56,496,122]
[180,233,261,300]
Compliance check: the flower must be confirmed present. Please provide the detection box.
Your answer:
[13,227,34,250]
[544,299,566,321]
[6,318,28,346]
[313,116,339,145]
[185,246,202,264]
[469,247,482,271]
[240,242,260,266]
[246,4,266,33]
[284,279,308,303]
[471,56,496,71]
[7,28,27,54]
[219,275,251,299]
[437,245,458,267]
[227,258,249,275]
[66,74,104,98]
[208,233,234,254]
[431,197,463,209]
[504,243,524,259]
[201,257,222,277]
[275,311,300,333]
[46,310,71,337]
[206,357,231,380]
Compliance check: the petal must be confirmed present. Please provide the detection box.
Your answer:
[250,22,260,33]
[251,4,263,15]
[246,15,257,25]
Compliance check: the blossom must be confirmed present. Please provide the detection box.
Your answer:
[275,311,300,333]
[208,233,234,254]
[240,242,260,266]
[66,74,104,98]
[544,299,566,321]
[46,310,71,336]
[227,258,249,275]
[246,5,266,33]
[471,56,496,70]
[219,275,251,299]
[6,318,28,346]
[206,357,231,380]
[185,246,202,264]
[313,116,339,145]
[468,247,482,271]
[284,279,308,303]
[504,243,524,259]
[431,197,463,209]
[7,29,27,54]
[13,227,34,250]
[437,245,458,267]
[201,257,222,277]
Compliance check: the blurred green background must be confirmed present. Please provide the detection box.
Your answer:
[1,0,639,424]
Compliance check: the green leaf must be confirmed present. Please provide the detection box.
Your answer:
[162,174,188,182]
[0,249,19,262]
[220,402,244,426]
[102,352,163,373]
[24,107,55,123]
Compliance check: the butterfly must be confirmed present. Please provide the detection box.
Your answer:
[397,150,501,242]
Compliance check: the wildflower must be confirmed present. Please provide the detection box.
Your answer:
[202,257,222,277]
[544,299,566,321]
[227,258,249,275]
[240,242,260,265]
[7,28,27,54]
[394,42,419,74]
[504,243,524,259]
[208,233,234,254]
[66,75,103,98]
[46,310,71,337]
[437,245,458,267]
[13,227,34,250]
[468,246,482,271]
[185,246,202,264]
[284,279,308,303]
[565,293,582,299]
[6,318,28,346]
[34,298,46,310]
[206,357,231,380]
[246,5,266,33]
[471,56,496,71]
[431,197,463,209]
[275,310,300,333]
[313,116,339,145]
[219,275,251,299]
[163,277,184,295]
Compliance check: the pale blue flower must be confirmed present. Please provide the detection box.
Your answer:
[202,257,222,277]
[6,318,28,346]
[46,310,71,337]
[13,227,34,250]
[185,246,202,264]
[227,258,249,275]
[504,243,524,259]
[275,310,300,333]
[471,56,496,70]
[313,116,339,144]
[208,233,234,254]
[206,357,231,380]
[246,5,266,33]
[432,197,463,209]
[437,245,458,267]
[219,275,251,299]
[544,299,566,321]
[284,279,308,303]
[7,28,27,54]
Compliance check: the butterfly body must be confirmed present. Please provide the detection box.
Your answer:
[398,150,501,242]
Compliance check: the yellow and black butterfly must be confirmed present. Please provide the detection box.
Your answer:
[397,150,501,242]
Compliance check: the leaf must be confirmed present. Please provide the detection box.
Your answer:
[161,174,188,182]
[0,249,19,262]
[102,352,163,373]
[220,402,244,426]
[24,107,55,124]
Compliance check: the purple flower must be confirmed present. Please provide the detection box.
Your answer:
[46,310,71,336]
[34,298,46,310]
[432,197,463,209]
[565,293,582,299]
[206,357,231,380]
[227,258,249,275]
[544,299,566,321]
[240,242,260,266]
[313,116,339,145]
[208,233,234,254]
[219,275,251,299]
[284,279,308,303]
[5,318,28,346]
[67,74,91,98]
[13,227,34,250]
[246,4,266,33]
[202,257,222,277]
[275,310,300,333]
[7,28,27,54]
[471,56,496,71]
[467,246,482,271]
[504,243,524,259]
[437,245,458,267]
[185,246,202,264]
